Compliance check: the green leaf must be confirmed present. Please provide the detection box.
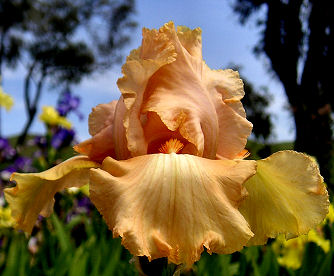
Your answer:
[2,234,29,276]
[51,214,72,252]
[316,246,333,276]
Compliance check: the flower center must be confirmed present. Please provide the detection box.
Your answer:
[159,138,184,154]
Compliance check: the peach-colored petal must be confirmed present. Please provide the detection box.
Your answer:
[143,112,190,154]
[176,26,202,60]
[74,100,127,161]
[141,24,219,158]
[4,156,100,233]
[117,22,177,157]
[113,97,131,160]
[215,102,252,159]
[239,151,329,245]
[74,126,115,162]
[202,65,252,159]
[117,22,251,159]
[203,66,245,102]
[89,153,256,266]
[88,101,117,136]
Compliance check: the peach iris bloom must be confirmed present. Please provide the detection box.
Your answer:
[4,22,329,267]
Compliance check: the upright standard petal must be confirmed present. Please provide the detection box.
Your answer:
[141,23,219,158]
[4,156,100,233]
[239,151,329,245]
[117,22,252,159]
[89,153,256,266]
[117,22,177,157]
[113,98,131,160]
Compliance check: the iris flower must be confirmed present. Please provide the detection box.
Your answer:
[272,228,330,270]
[39,106,72,129]
[4,22,329,267]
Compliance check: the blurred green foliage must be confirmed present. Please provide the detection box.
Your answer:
[0,203,137,276]
[1,200,334,275]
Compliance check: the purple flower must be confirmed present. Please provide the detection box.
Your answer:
[2,166,16,174]
[34,136,47,148]
[78,196,92,209]
[66,196,93,222]
[51,128,75,149]
[57,90,81,117]
[0,137,16,159]
[0,137,9,150]
[14,157,33,172]
[1,156,34,182]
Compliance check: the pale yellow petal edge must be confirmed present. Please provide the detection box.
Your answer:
[240,150,329,245]
[4,156,100,233]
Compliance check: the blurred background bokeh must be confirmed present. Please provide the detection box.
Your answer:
[1,0,334,275]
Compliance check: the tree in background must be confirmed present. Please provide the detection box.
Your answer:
[232,0,334,188]
[0,0,136,145]
[0,0,30,76]
[243,79,272,141]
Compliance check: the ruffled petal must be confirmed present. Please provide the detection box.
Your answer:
[88,101,117,136]
[215,102,252,160]
[203,66,245,102]
[4,156,100,233]
[74,125,115,162]
[89,153,256,266]
[202,65,252,159]
[239,151,329,245]
[117,22,177,156]
[142,24,219,158]
[118,22,251,159]
[74,100,126,161]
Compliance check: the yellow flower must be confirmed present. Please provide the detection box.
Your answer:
[39,106,72,129]
[325,203,334,224]
[4,22,329,267]
[0,206,15,228]
[272,227,330,270]
[308,228,330,253]
[0,86,14,111]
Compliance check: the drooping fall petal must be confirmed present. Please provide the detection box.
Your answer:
[89,153,256,266]
[4,156,100,233]
[239,151,329,245]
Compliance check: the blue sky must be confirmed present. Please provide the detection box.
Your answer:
[1,0,295,142]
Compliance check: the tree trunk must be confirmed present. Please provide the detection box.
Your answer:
[293,0,334,189]
[16,107,37,146]
[293,91,333,189]
[16,67,45,146]
[0,31,6,77]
